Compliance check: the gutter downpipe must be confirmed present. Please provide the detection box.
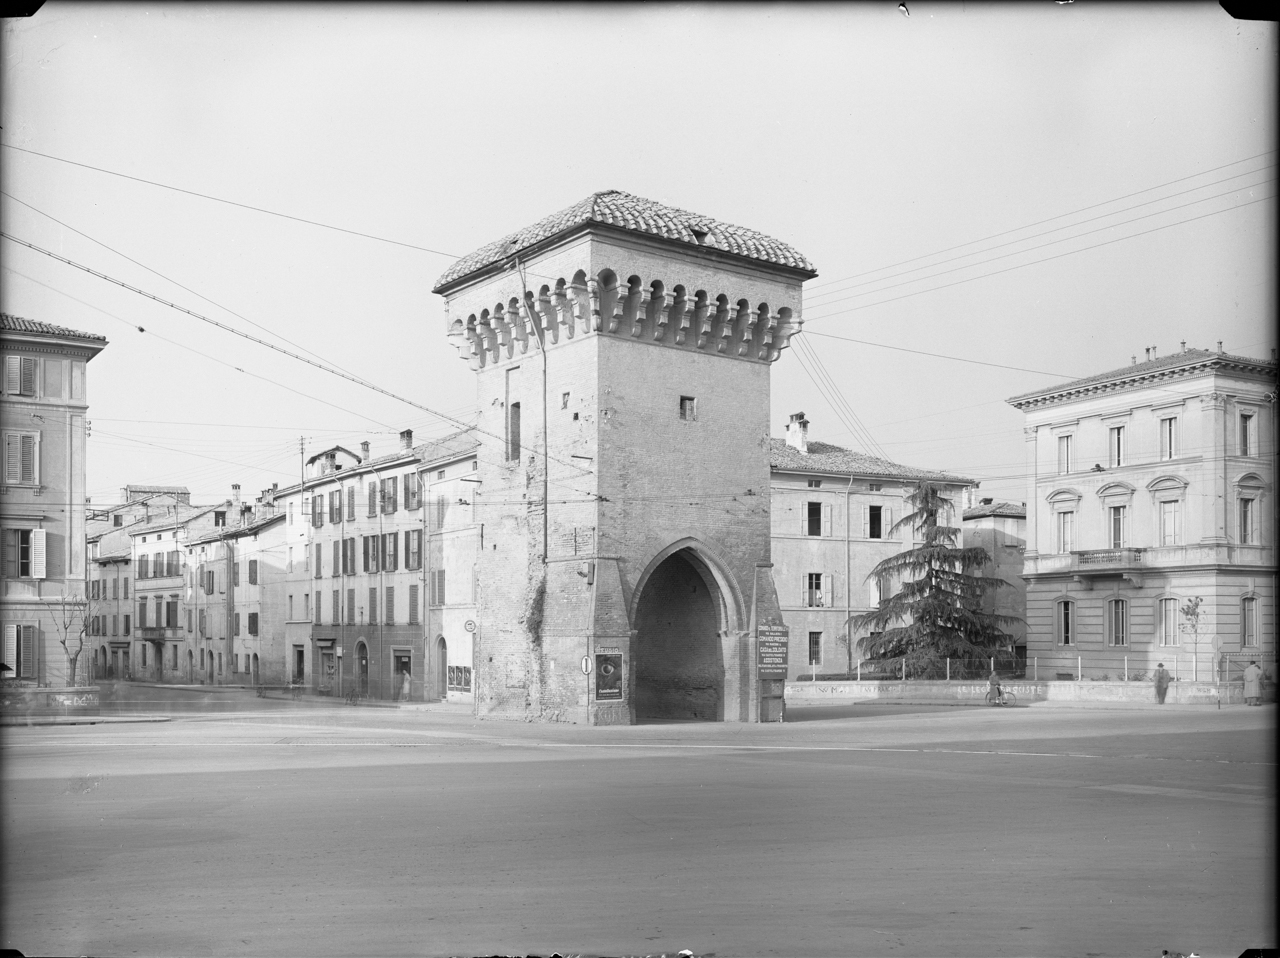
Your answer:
[846,474,854,678]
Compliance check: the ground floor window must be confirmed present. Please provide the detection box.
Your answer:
[3,624,36,678]
[1057,600,1074,646]
[808,631,822,665]
[1108,599,1127,646]
[1242,596,1258,647]
[1159,597,1179,646]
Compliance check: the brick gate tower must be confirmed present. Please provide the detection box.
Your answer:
[432,191,815,724]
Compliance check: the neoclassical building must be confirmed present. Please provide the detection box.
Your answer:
[1010,346,1275,681]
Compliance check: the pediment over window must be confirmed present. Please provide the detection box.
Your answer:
[1234,471,1268,490]
[1097,481,1136,499]
[1046,487,1082,504]
[1146,475,1188,494]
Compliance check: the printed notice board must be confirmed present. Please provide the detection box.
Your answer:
[595,648,623,700]
[757,625,789,679]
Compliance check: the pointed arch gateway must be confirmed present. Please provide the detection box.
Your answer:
[629,538,745,723]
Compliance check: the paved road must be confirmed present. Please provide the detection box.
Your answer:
[3,700,1274,958]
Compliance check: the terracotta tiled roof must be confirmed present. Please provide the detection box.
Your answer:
[769,438,973,484]
[1009,348,1276,406]
[1,312,107,342]
[963,501,1026,520]
[414,429,479,466]
[433,190,816,292]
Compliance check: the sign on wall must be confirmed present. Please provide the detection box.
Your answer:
[595,648,623,700]
[757,625,789,679]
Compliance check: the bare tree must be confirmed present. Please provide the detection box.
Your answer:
[53,591,95,688]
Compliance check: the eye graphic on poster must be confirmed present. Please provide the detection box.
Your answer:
[595,652,623,700]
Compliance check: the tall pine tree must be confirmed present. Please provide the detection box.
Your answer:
[847,481,1020,678]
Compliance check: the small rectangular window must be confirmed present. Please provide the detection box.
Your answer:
[869,483,882,492]
[1109,426,1125,468]
[868,505,883,540]
[806,502,822,537]
[1059,600,1073,646]
[808,631,822,666]
[437,470,445,481]
[1057,435,1074,475]
[1160,417,1177,460]
[561,392,570,409]
[679,396,696,421]
[807,479,822,488]
[1240,413,1254,457]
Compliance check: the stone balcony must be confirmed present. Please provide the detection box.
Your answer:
[137,627,181,641]
[1027,541,1273,582]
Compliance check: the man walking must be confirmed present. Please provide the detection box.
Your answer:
[1243,660,1263,706]
[1154,662,1171,704]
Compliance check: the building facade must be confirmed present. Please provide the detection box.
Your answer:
[962,498,1027,669]
[1,314,106,686]
[434,190,813,724]
[770,413,976,678]
[1010,346,1275,681]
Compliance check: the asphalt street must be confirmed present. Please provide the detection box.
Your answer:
[3,693,1274,958]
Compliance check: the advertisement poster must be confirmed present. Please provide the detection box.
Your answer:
[595,649,623,700]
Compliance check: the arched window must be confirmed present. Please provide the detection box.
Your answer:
[1241,594,1260,647]
[1056,598,1075,646]
[1107,598,1128,647]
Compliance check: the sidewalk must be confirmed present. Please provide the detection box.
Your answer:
[1,714,172,727]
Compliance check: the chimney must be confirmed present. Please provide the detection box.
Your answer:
[1131,355,1137,365]
[1144,348,1150,361]
[360,441,370,460]
[1151,345,1158,359]
[400,428,414,451]
[1180,340,1187,352]
[785,412,809,454]
[1217,341,1223,354]
[231,484,241,510]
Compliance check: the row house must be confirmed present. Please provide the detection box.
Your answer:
[189,500,287,687]
[1,314,106,687]
[769,413,976,678]
[1010,345,1275,681]
[119,500,231,683]
[273,432,431,701]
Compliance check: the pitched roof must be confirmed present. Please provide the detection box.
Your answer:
[1,312,107,342]
[1008,348,1277,407]
[415,429,479,467]
[963,501,1026,520]
[768,438,973,484]
[433,190,816,292]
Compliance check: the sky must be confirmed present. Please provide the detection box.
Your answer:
[2,2,1275,509]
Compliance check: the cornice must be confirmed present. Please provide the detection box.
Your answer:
[1010,357,1276,412]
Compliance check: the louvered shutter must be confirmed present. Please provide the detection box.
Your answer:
[824,573,835,609]
[20,625,34,677]
[862,506,870,539]
[4,435,19,483]
[368,482,378,517]
[822,503,833,537]
[332,540,340,577]
[30,529,45,579]
[20,358,35,396]
[248,559,257,585]
[0,530,11,578]
[4,357,18,394]
[800,506,807,536]
[884,507,894,539]
[347,487,355,521]
[4,623,16,670]
[21,435,36,484]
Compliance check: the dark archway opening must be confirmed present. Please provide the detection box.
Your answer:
[633,550,724,722]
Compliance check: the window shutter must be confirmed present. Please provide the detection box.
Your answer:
[439,569,446,606]
[884,507,893,539]
[822,503,833,537]
[824,574,835,609]
[234,613,240,636]
[391,533,398,571]
[4,623,16,669]
[347,487,355,521]
[368,482,378,517]
[333,540,340,577]
[20,625,35,677]
[800,507,807,537]
[862,506,870,539]
[4,434,19,483]
[248,559,257,585]
[30,529,46,579]
[4,357,19,395]
[20,435,35,484]
[20,358,36,396]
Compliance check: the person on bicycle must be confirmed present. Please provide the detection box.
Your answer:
[987,670,1003,704]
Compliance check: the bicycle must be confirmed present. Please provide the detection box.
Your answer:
[986,686,1017,707]
[290,683,304,701]
[344,687,363,706]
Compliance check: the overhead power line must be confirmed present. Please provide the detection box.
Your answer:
[1,142,458,258]
[803,149,1277,293]
[801,330,1080,378]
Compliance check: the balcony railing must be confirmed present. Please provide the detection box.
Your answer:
[1072,548,1145,570]
[137,627,180,640]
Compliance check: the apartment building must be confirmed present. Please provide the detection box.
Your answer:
[1,314,106,687]
[1010,345,1275,680]
[769,413,976,678]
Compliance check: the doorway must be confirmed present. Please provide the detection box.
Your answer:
[293,646,305,684]
[356,642,369,696]
[393,652,412,702]
[252,653,259,685]
[633,549,725,721]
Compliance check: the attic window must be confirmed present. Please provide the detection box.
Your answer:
[869,483,883,492]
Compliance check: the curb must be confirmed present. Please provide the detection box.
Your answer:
[1,715,174,727]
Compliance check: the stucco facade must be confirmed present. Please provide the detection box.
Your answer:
[1,314,105,687]
[1010,347,1276,681]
